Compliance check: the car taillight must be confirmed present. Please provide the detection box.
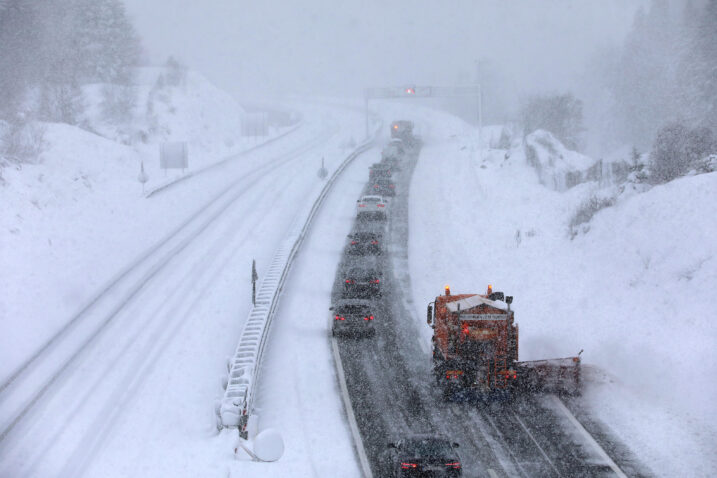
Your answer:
[445,462,461,469]
[377,204,385,207]
[345,279,354,284]
[358,204,365,207]
[335,315,345,321]
[373,279,380,284]
[351,241,357,245]
[371,241,379,245]
[363,315,374,321]
[401,463,417,469]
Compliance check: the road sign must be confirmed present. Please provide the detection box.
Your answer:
[160,141,188,170]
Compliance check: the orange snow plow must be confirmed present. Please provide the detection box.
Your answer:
[427,285,581,401]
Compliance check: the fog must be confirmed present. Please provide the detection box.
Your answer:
[125,0,645,112]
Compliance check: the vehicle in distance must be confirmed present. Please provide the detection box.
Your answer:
[369,162,392,179]
[356,195,387,220]
[391,120,414,141]
[382,138,405,159]
[346,231,382,256]
[382,138,405,169]
[330,298,376,337]
[386,434,462,477]
[342,264,381,299]
[372,178,396,197]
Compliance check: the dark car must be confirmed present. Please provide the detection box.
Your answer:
[372,178,396,197]
[370,163,392,180]
[342,264,382,299]
[346,232,382,256]
[386,435,462,477]
[330,298,376,337]
[382,138,406,159]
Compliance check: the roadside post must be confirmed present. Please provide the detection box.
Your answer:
[137,161,149,194]
[251,259,258,305]
[317,156,328,179]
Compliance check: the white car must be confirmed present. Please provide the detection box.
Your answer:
[356,195,387,220]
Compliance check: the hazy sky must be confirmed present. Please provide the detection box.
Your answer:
[124,0,646,104]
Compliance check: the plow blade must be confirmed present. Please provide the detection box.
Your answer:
[515,356,581,395]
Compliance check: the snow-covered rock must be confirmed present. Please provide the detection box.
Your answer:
[524,129,599,191]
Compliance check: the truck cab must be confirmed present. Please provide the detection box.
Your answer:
[427,286,518,400]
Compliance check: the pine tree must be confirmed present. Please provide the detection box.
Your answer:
[609,0,683,148]
[0,0,43,119]
[690,0,717,130]
[72,0,140,84]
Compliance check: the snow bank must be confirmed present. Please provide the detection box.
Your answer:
[524,129,598,190]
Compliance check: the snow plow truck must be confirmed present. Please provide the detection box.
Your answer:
[427,285,581,401]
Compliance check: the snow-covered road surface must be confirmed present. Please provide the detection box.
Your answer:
[0,105,366,477]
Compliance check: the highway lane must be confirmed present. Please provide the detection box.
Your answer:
[332,138,652,477]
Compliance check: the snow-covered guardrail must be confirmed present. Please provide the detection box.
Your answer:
[218,135,376,437]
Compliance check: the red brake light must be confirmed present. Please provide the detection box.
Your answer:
[351,241,357,245]
[371,241,378,245]
[445,462,461,469]
[377,204,385,207]
[358,204,365,207]
[369,315,374,320]
[345,279,354,284]
[373,279,380,284]
[335,315,345,321]
[401,463,417,469]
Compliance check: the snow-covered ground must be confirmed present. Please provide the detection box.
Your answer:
[2,90,714,477]
[0,67,299,379]
[405,107,717,477]
[0,83,367,475]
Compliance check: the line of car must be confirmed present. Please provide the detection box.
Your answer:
[332,122,465,477]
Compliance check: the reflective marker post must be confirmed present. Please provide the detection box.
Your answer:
[251,259,258,306]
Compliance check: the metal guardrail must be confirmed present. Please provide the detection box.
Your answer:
[218,135,377,436]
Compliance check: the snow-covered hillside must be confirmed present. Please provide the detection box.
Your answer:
[406,108,717,477]
[0,69,298,381]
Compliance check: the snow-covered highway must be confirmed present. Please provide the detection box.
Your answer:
[0,106,366,477]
